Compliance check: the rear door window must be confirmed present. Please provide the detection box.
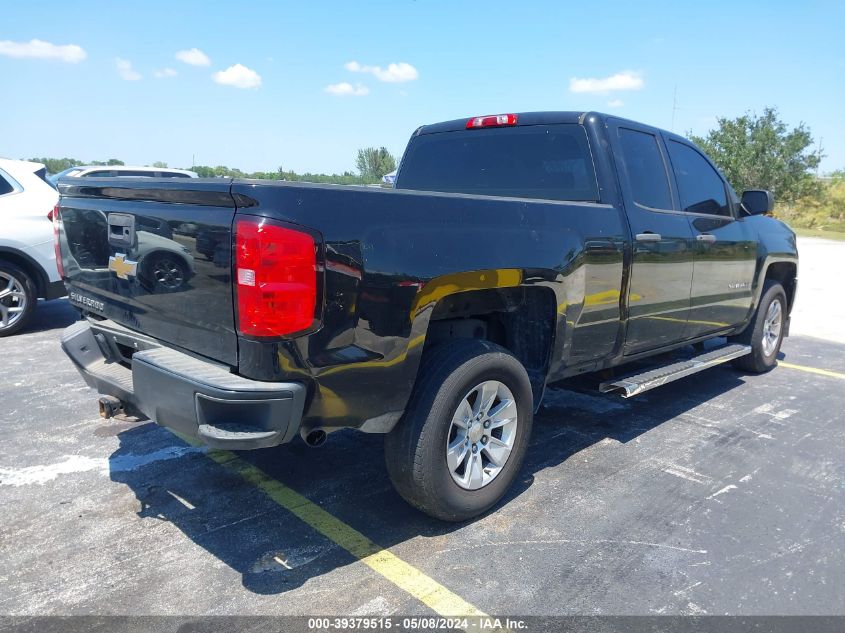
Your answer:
[397,124,599,202]
[666,140,731,216]
[0,172,15,196]
[617,128,673,210]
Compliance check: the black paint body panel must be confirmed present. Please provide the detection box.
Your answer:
[56,112,798,436]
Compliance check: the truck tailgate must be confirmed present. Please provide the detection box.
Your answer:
[57,178,239,366]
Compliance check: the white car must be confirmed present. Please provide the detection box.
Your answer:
[0,159,64,336]
[48,165,198,185]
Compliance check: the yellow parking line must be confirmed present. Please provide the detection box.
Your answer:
[779,361,845,380]
[177,434,486,617]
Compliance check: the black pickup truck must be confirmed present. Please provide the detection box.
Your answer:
[56,112,798,520]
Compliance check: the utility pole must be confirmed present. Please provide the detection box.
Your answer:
[671,85,678,132]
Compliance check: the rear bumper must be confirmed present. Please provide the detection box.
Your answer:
[60,319,306,450]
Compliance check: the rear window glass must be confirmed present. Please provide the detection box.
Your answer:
[0,173,14,196]
[397,124,599,202]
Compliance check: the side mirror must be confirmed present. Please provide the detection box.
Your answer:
[741,189,774,216]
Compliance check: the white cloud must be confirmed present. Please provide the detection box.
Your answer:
[607,98,624,108]
[569,71,643,94]
[212,63,261,89]
[154,67,178,78]
[324,82,369,96]
[345,60,418,83]
[116,58,141,81]
[0,38,86,63]
[175,48,210,66]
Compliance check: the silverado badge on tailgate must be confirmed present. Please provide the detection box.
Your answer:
[108,253,138,280]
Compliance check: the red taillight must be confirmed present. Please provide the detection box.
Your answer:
[466,113,518,129]
[51,204,64,278]
[235,217,318,337]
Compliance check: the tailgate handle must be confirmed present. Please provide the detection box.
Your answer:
[107,213,135,248]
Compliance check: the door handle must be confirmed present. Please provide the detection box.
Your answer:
[635,233,662,242]
[696,234,717,243]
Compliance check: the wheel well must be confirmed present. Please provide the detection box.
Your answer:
[765,262,797,311]
[424,286,556,403]
[0,249,48,297]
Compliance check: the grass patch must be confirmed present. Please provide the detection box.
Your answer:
[792,227,845,241]
[775,177,845,238]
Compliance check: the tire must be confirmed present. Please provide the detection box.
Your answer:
[731,280,787,373]
[385,339,533,521]
[0,261,37,337]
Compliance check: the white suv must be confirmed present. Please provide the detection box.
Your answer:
[0,159,63,336]
[48,165,197,184]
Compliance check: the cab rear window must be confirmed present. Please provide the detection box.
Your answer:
[397,124,599,202]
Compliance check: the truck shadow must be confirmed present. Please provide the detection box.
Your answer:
[108,365,748,596]
[21,297,78,334]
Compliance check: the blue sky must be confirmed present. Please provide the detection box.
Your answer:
[2,0,843,174]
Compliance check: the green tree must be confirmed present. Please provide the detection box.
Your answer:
[88,158,125,166]
[355,147,396,180]
[151,161,168,168]
[690,108,822,204]
[28,157,83,174]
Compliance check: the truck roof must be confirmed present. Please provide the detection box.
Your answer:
[414,111,675,139]
[416,111,592,135]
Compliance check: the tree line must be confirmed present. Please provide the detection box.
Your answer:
[28,146,399,186]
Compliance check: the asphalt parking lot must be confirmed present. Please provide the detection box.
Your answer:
[1,238,844,619]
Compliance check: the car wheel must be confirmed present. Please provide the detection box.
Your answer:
[731,280,787,373]
[385,339,533,521]
[0,262,37,337]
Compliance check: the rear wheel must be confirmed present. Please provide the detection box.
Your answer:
[0,262,37,337]
[731,280,787,373]
[385,339,533,521]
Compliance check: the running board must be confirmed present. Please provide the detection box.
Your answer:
[600,344,751,398]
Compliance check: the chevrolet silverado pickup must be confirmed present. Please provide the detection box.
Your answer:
[56,112,798,520]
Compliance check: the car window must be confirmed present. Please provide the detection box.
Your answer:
[159,172,191,178]
[84,170,112,177]
[119,170,157,177]
[617,128,673,210]
[666,140,730,216]
[397,124,599,202]
[0,172,15,196]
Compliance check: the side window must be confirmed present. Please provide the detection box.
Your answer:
[618,128,673,210]
[667,140,730,216]
[0,172,15,196]
[119,171,155,177]
[85,170,110,177]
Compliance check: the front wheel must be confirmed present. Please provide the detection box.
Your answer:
[0,262,37,337]
[731,280,787,373]
[385,339,533,521]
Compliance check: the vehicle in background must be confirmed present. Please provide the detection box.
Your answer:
[382,169,397,186]
[0,159,64,336]
[56,112,798,521]
[48,165,198,187]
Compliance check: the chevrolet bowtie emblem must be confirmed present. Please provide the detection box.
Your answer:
[108,253,138,280]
